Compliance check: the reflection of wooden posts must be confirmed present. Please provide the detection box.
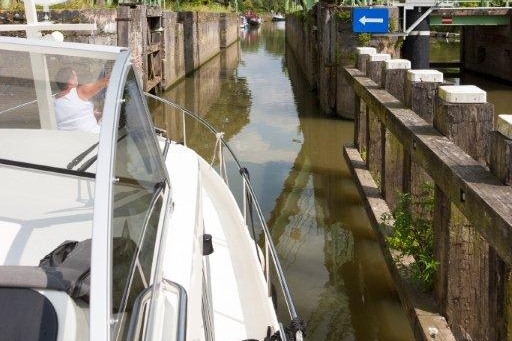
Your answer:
[433,85,494,341]
[354,47,376,150]
[382,59,410,210]
[488,114,512,340]
[365,53,390,189]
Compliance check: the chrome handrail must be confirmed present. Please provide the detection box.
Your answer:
[126,279,187,341]
[145,92,303,339]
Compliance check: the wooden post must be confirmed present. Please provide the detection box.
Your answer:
[366,53,390,191]
[434,85,493,164]
[404,69,444,124]
[354,47,376,153]
[117,5,146,86]
[382,59,410,210]
[382,59,410,102]
[433,85,494,341]
[403,69,443,218]
[366,53,390,85]
[490,115,512,185]
[355,47,376,73]
[488,114,512,340]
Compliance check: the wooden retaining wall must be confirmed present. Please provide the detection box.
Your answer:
[342,47,512,341]
[117,5,238,92]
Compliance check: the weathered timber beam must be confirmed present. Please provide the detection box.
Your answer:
[342,66,512,265]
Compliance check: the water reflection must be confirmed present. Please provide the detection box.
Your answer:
[280,47,413,341]
[152,23,414,341]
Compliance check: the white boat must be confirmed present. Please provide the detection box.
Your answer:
[240,16,248,29]
[272,14,285,22]
[0,2,305,340]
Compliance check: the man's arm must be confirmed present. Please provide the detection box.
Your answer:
[76,76,109,101]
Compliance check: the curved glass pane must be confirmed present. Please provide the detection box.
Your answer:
[110,69,167,340]
[0,46,115,174]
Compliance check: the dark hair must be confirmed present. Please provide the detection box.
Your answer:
[54,67,75,91]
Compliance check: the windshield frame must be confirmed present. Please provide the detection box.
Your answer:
[90,48,131,341]
[90,56,171,341]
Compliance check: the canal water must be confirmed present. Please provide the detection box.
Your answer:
[151,22,415,341]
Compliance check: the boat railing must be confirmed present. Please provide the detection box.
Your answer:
[127,279,187,341]
[145,92,305,341]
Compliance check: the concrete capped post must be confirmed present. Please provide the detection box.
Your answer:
[382,58,411,210]
[355,47,376,74]
[382,59,411,102]
[433,84,495,341]
[365,53,390,189]
[435,85,492,164]
[354,47,376,151]
[366,53,391,85]
[404,69,444,124]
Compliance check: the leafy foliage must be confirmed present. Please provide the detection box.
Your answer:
[384,182,438,290]
[357,33,371,47]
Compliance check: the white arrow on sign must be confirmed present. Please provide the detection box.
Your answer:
[359,15,384,25]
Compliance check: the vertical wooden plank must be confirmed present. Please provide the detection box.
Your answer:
[365,55,389,192]
[366,54,390,85]
[404,69,443,124]
[433,85,494,341]
[354,94,361,147]
[404,69,442,235]
[382,59,410,210]
[354,48,375,156]
[487,114,512,341]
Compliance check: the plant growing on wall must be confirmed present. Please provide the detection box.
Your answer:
[383,182,438,290]
[357,33,371,47]
[336,9,351,23]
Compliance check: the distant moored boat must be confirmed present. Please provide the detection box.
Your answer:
[272,13,285,21]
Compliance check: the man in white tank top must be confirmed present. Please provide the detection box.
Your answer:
[54,67,109,133]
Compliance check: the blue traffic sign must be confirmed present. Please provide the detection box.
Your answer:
[352,8,389,33]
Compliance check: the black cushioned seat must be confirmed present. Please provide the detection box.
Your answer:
[0,287,58,341]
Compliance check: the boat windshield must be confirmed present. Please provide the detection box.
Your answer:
[0,41,117,175]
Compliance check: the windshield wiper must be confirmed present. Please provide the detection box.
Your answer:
[76,132,129,172]
[67,142,99,170]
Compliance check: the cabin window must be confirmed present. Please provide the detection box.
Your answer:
[110,69,167,340]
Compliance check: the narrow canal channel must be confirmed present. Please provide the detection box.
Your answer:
[151,22,416,340]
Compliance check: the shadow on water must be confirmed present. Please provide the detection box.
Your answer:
[151,22,414,341]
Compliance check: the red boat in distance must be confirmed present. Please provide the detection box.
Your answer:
[245,11,262,26]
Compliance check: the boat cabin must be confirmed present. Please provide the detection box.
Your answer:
[0,36,177,341]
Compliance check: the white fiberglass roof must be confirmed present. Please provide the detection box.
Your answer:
[0,36,126,60]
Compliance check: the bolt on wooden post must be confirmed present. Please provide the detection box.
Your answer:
[381,59,411,210]
[365,53,390,189]
[354,47,376,150]
[432,85,494,341]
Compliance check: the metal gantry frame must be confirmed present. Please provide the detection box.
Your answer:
[337,0,512,36]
